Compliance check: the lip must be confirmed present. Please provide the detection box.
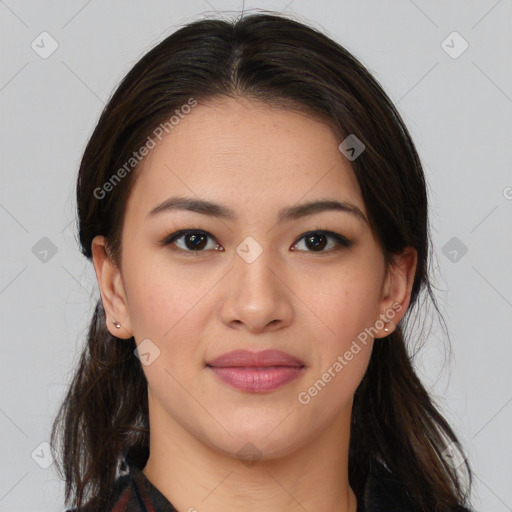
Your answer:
[208,366,304,392]
[206,349,304,368]
[206,349,305,393]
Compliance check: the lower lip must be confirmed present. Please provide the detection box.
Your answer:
[207,366,304,392]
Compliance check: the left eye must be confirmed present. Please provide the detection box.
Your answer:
[291,230,352,252]
[161,229,352,255]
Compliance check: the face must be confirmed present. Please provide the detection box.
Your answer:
[92,96,415,460]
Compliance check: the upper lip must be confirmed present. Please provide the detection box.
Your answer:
[206,349,305,368]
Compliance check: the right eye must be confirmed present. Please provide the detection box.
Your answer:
[161,229,224,255]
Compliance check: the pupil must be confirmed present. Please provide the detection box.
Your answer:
[306,234,326,251]
[186,233,207,250]
[183,233,327,251]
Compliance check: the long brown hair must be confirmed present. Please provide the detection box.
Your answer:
[51,11,474,511]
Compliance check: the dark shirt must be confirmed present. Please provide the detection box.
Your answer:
[66,458,471,512]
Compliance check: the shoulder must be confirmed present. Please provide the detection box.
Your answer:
[63,472,133,512]
[361,459,419,512]
[360,459,475,512]
[63,456,178,512]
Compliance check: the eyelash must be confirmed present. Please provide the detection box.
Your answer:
[159,228,353,257]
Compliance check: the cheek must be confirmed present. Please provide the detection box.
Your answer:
[296,261,382,342]
[294,342,373,440]
[123,256,219,382]
[123,249,211,338]
[298,335,373,417]
[292,260,379,406]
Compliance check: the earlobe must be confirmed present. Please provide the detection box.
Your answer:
[91,235,133,339]
[375,247,418,339]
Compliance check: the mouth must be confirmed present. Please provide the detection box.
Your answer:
[206,349,305,392]
[206,348,305,368]
[206,365,305,392]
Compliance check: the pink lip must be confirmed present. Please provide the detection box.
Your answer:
[206,349,305,392]
[206,349,304,368]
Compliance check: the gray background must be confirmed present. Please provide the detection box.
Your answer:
[1,1,511,510]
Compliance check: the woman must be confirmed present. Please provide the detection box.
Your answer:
[51,11,475,512]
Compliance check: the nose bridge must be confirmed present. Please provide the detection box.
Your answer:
[221,234,292,331]
[234,235,280,300]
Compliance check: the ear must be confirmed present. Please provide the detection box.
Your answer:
[91,235,133,339]
[374,246,417,339]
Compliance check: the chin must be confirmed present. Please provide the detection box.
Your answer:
[204,427,304,463]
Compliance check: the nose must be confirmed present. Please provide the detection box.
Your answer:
[218,243,294,334]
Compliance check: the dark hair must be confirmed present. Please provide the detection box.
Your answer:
[51,10,474,511]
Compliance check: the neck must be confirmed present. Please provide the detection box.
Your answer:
[142,394,357,512]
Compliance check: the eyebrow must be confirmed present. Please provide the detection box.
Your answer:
[147,196,368,224]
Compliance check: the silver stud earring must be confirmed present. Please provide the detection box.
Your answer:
[384,320,394,333]
[113,320,121,329]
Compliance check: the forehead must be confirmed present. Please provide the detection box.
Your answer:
[125,96,365,223]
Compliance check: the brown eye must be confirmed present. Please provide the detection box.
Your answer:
[162,230,223,254]
[304,233,328,251]
[291,230,352,253]
[183,232,208,250]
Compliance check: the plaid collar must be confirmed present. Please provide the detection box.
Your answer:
[111,464,178,512]
[106,458,421,512]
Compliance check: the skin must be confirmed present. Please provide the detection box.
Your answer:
[92,96,417,512]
